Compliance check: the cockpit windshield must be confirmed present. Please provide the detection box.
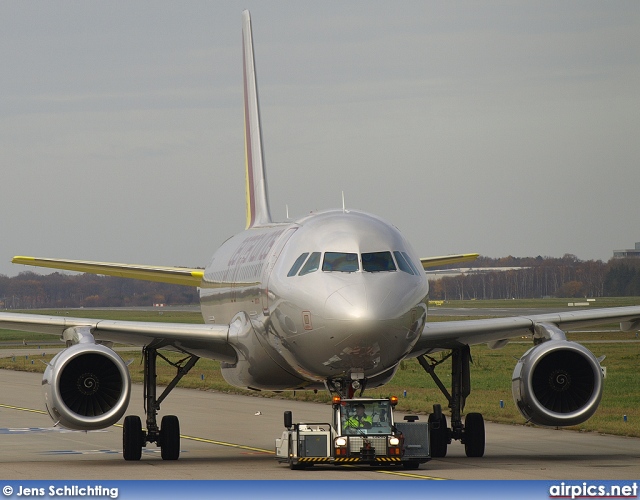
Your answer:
[362,251,396,272]
[340,400,393,435]
[287,252,309,277]
[287,250,420,277]
[323,252,359,272]
[298,252,321,276]
[394,251,416,275]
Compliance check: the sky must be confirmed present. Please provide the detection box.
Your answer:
[1,1,639,277]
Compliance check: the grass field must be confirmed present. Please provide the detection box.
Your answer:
[1,300,638,437]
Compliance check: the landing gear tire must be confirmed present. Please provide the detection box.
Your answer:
[428,413,448,458]
[123,415,143,461]
[160,415,180,461]
[463,412,485,458]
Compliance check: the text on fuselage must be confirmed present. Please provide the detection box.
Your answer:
[227,229,285,267]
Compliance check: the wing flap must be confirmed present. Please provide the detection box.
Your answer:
[12,256,204,287]
[0,312,235,363]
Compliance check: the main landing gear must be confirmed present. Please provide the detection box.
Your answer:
[122,346,199,461]
[418,345,485,458]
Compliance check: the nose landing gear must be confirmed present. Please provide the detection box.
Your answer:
[326,376,367,399]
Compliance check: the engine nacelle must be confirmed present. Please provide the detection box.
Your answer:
[512,340,603,427]
[42,343,131,431]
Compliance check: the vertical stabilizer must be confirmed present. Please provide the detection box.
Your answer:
[242,10,272,229]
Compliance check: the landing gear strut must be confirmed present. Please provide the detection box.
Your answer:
[122,346,199,461]
[417,345,485,458]
[326,377,366,399]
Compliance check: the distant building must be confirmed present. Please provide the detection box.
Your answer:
[613,242,640,259]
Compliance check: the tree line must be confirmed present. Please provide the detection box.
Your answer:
[430,255,640,300]
[0,272,198,309]
[1,255,640,308]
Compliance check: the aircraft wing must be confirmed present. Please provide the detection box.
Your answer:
[0,312,236,363]
[411,305,640,353]
[420,253,479,269]
[11,256,204,287]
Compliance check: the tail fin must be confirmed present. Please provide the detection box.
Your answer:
[242,10,272,229]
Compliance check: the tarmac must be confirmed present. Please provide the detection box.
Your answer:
[0,370,638,481]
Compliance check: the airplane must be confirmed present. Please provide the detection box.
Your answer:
[2,9,640,463]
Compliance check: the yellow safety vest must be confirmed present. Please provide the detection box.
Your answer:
[346,414,373,428]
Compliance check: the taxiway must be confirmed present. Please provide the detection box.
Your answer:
[0,370,638,480]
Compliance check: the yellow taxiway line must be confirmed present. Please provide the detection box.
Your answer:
[0,403,445,479]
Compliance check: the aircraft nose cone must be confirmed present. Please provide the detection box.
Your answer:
[324,282,397,320]
[314,276,423,377]
[324,284,369,320]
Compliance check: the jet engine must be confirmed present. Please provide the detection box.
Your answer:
[42,343,131,431]
[512,340,603,427]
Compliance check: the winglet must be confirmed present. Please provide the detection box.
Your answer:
[242,10,272,229]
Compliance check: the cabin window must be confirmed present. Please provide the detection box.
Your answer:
[287,253,309,277]
[362,251,396,272]
[323,252,359,272]
[299,252,321,276]
[393,251,415,275]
